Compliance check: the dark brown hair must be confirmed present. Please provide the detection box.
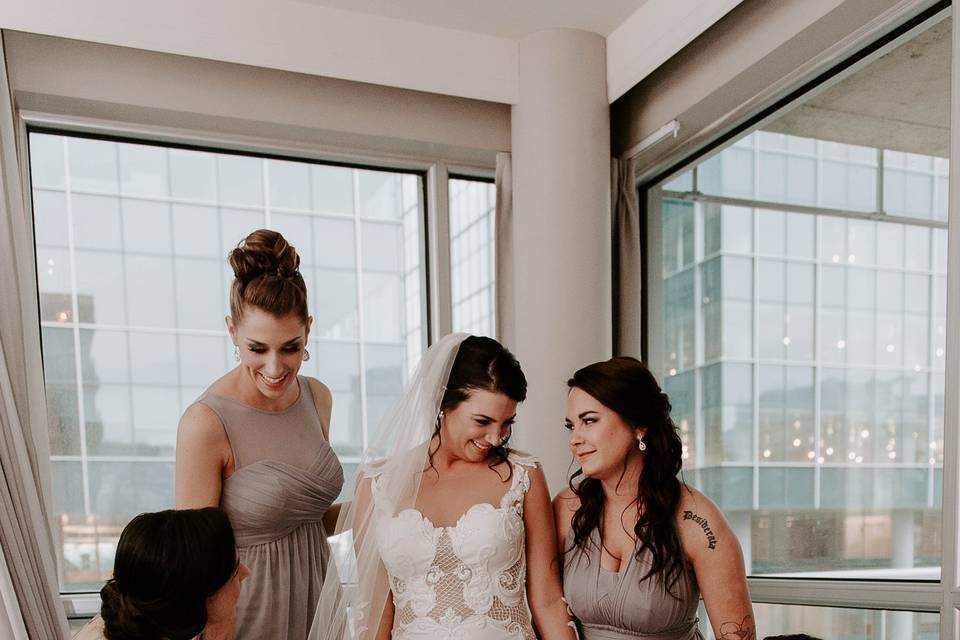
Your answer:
[565,356,687,597]
[429,336,527,478]
[228,229,308,323]
[100,508,237,640]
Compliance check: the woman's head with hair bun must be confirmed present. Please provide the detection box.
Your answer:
[99,508,247,640]
[225,230,314,402]
[228,229,309,324]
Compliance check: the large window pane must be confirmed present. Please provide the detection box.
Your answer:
[29,133,428,591]
[449,177,496,337]
[655,17,948,581]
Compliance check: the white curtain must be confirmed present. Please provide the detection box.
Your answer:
[0,544,29,640]
[494,152,514,346]
[0,30,71,640]
[611,156,641,357]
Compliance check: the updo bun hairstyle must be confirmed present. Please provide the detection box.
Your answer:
[228,229,309,323]
[99,508,237,640]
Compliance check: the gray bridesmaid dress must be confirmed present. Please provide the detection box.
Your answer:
[563,529,704,640]
[196,376,344,640]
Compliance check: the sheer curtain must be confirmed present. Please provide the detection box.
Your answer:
[611,156,641,357]
[495,152,514,346]
[0,31,70,640]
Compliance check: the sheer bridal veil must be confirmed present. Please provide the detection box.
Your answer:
[308,332,469,640]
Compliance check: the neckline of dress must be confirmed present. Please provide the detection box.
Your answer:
[398,462,527,530]
[206,376,304,415]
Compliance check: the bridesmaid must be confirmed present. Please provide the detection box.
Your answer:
[554,357,754,640]
[176,229,344,640]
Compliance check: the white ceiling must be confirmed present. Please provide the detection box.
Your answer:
[293,0,649,38]
[767,16,950,157]
[1,0,742,104]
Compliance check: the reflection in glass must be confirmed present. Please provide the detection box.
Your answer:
[30,133,427,591]
[658,19,949,580]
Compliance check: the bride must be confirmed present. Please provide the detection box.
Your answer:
[311,334,576,640]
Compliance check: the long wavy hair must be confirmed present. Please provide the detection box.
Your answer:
[566,356,687,596]
[428,335,527,480]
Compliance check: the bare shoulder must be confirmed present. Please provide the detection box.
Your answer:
[177,401,228,446]
[675,484,732,555]
[676,484,723,521]
[305,377,333,438]
[552,486,580,512]
[305,376,333,406]
[552,487,579,537]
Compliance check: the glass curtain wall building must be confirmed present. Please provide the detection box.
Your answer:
[660,132,947,577]
[649,11,951,638]
[29,132,426,590]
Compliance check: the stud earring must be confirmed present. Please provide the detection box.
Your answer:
[234,346,240,362]
[303,349,310,362]
[637,435,647,452]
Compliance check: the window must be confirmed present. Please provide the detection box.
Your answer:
[448,177,496,337]
[648,10,950,586]
[29,132,427,591]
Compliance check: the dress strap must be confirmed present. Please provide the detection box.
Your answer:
[500,451,539,511]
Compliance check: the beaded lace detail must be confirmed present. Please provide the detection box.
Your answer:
[373,454,538,640]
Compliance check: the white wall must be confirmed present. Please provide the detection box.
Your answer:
[5,31,511,166]
[0,0,519,104]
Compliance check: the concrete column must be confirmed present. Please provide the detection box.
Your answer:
[507,29,611,492]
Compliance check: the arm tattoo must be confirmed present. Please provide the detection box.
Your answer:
[682,510,717,549]
[718,615,755,640]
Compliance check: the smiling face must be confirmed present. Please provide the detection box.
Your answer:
[565,386,645,481]
[227,307,312,402]
[439,389,518,463]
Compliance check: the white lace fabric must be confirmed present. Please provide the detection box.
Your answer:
[372,454,538,640]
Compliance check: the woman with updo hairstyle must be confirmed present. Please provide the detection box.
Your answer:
[74,508,249,640]
[175,229,344,639]
[553,357,754,640]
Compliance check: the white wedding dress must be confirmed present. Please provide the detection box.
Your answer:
[371,452,538,640]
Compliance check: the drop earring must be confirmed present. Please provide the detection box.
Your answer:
[234,345,240,362]
[637,435,647,452]
[303,349,311,362]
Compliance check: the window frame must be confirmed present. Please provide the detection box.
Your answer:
[639,3,960,636]
[14,110,496,618]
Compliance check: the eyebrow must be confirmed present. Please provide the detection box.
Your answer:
[246,337,303,346]
[578,411,599,420]
[474,413,517,422]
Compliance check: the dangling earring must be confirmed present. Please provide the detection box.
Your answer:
[234,345,240,362]
[637,434,647,451]
[303,348,310,362]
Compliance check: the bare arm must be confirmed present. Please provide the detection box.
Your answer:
[353,476,394,640]
[524,466,577,640]
[677,487,755,640]
[308,378,345,533]
[175,403,230,508]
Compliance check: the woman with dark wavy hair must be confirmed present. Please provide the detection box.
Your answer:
[74,508,249,640]
[553,357,754,640]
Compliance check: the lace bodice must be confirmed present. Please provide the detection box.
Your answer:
[372,453,538,640]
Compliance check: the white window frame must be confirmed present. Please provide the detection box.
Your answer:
[12,110,496,619]
[642,4,960,638]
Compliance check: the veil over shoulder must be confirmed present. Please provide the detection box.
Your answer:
[308,333,469,640]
